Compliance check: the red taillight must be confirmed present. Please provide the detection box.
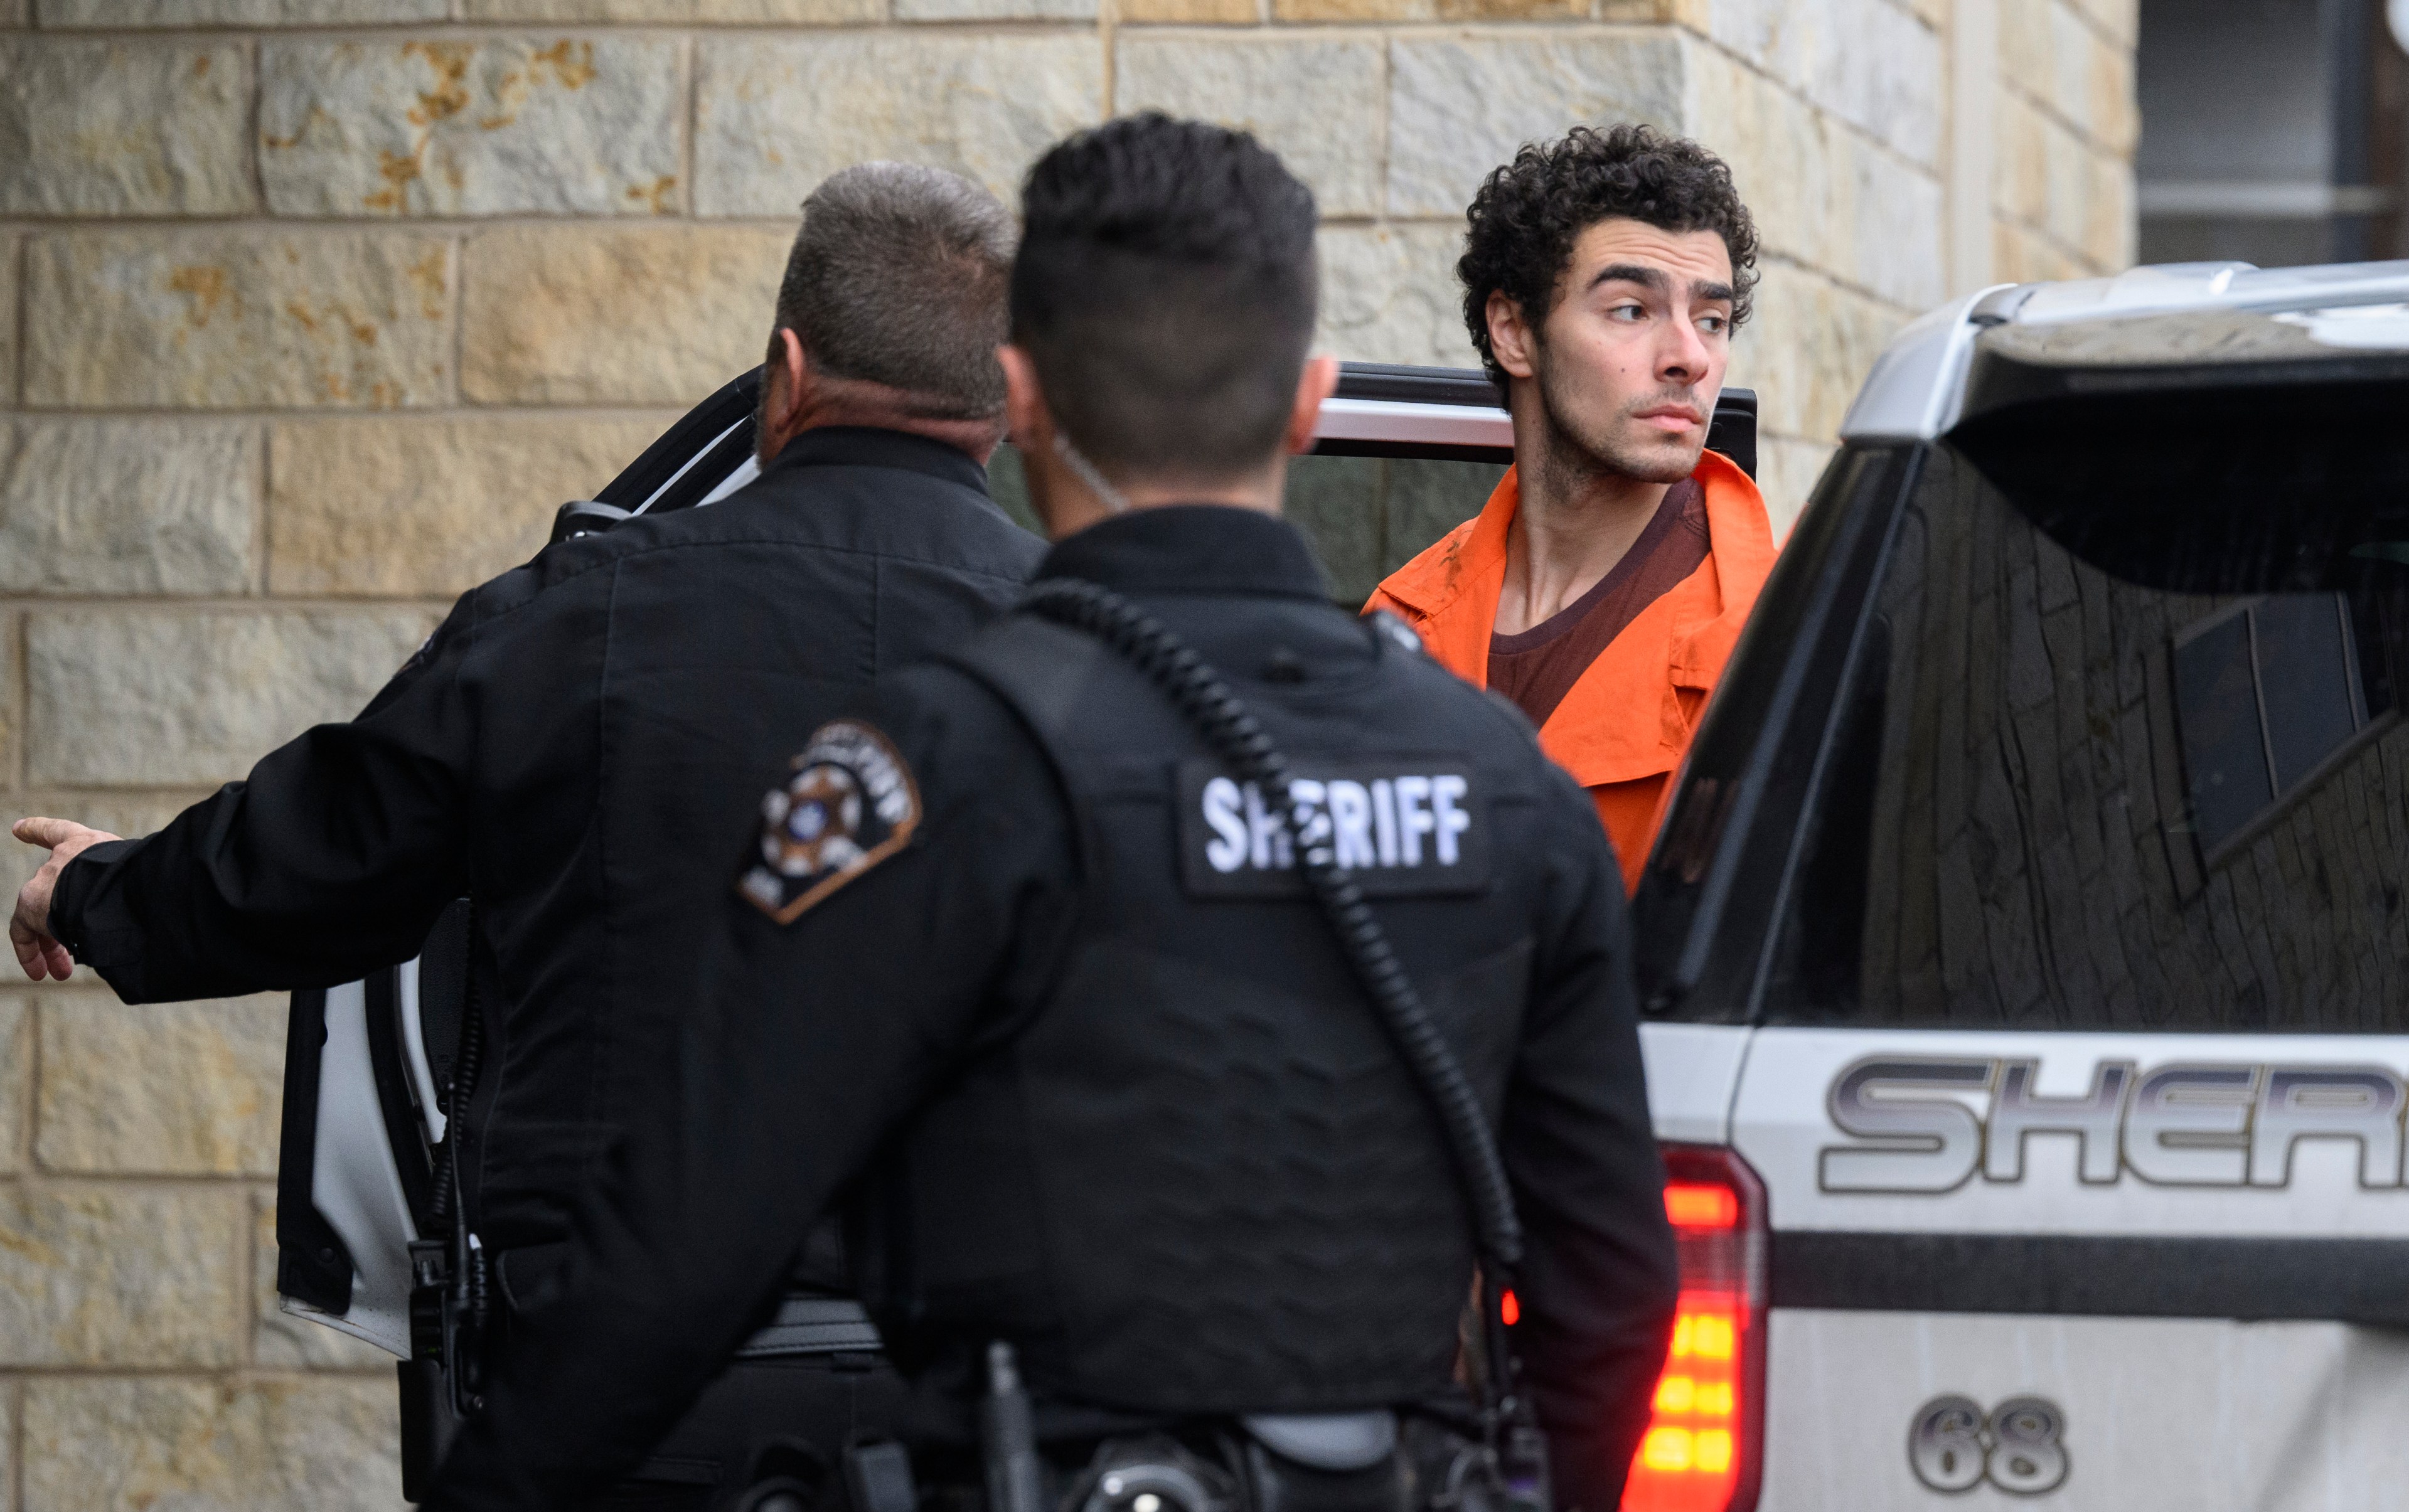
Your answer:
[1662,1183,1739,1230]
[1620,1144,1766,1512]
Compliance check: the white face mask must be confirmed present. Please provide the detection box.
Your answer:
[1052,430,1135,516]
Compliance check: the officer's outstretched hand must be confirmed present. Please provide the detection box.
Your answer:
[10,818,119,982]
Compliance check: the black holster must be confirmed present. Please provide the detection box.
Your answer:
[401,1233,484,1501]
[398,1355,466,1503]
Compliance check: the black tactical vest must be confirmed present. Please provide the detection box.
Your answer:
[852,606,1558,1418]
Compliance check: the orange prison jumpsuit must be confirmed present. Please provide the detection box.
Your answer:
[1364,449,1776,892]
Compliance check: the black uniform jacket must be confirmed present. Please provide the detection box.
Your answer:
[425,506,1680,1512]
[50,427,1044,1261]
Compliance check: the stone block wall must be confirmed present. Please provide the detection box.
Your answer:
[0,0,2134,1503]
[1990,0,2139,282]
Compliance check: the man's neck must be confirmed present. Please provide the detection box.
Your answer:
[1033,440,1285,540]
[1495,420,1673,637]
[759,379,1002,467]
[793,411,1001,464]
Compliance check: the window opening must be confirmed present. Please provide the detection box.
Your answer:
[2173,594,2393,857]
[989,443,1505,610]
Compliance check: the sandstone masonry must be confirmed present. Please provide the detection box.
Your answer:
[0,0,2134,1503]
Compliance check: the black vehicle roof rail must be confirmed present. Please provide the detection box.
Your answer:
[1335,363,1503,408]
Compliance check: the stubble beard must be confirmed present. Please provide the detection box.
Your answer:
[1530,339,1706,492]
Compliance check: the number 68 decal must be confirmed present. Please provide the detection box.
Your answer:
[1908,1395,2069,1496]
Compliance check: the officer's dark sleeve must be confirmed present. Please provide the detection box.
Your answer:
[45,596,484,1001]
[423,668,1078,1512]
[1503,774,1680,1512]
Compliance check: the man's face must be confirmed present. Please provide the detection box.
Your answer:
[1490,218,1735,484]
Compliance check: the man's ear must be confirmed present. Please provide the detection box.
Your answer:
[1485,290,1538,381]
[998,343,1050,452]
[998,343,1079,538]
[1283,354,1340,455]
[764,327,811,433]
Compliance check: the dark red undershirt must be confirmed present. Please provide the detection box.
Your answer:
[1486,479,1710,730]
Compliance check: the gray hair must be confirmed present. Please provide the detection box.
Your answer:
[771,163,1017,418]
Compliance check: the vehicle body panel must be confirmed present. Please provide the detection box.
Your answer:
[1759,1310,2409,1512]
[1639,1022,1749,1146]
[1647,1019,2409,1509]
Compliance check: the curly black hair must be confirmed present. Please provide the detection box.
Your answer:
[1458,124,1759,391]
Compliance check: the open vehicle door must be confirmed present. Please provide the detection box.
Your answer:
[272,368,771,1359]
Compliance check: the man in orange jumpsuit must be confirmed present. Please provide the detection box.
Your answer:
[1367,124,1776,890]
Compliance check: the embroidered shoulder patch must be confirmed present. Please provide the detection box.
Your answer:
[738,720,923,924]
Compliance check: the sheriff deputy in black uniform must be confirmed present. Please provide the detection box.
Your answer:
[9,164,1045,1504]
[423,115,1680,1512]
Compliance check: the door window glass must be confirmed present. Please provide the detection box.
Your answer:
[988,445,1504,608]
[1765,443,2409,1032]
[1283,454,1505,606]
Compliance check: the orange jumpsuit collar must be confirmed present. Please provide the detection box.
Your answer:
[1374,449,1775,789]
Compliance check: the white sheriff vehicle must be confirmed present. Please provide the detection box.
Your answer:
[1629,260,2409,1512]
